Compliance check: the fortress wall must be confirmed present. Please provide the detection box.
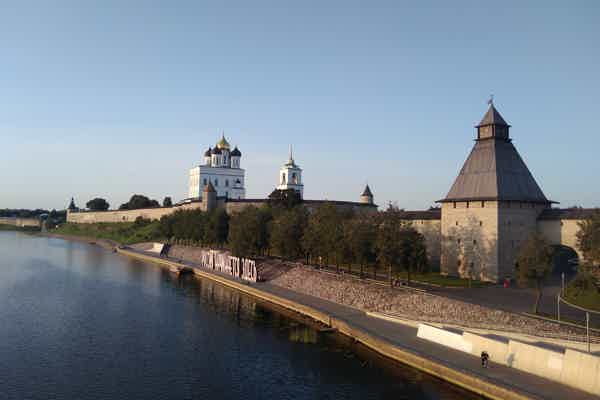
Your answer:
[408,219,441,269]
[67,201,205,224]
[440,201,499,281]
[537,219,584,261]
[497,202,546,279]
[0,217,41,228]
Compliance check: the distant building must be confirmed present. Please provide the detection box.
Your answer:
[188,134,245,200]
[276,146,304,198]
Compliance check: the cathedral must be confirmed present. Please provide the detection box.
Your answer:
[188,134,246,199]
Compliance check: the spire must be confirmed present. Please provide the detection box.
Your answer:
[288,144,294,164]
[362,184,373,197]
[477,103,509,127]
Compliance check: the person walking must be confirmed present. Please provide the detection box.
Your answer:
[481,351,489,368]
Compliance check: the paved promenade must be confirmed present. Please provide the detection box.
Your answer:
[123,247,596,400]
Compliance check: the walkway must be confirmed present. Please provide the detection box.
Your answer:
[125,248,597,400]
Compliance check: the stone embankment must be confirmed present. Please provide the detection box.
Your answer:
[269,263,593,341]
[150,244,594,341]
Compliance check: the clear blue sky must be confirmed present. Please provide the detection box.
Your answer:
[1,1,598,210]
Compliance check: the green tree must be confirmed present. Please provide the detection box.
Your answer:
[270,206,307,259]
[268,189,303,209]
[119,194,160,210]
[576,210,600,268]
[86,198,110,211]
[516,233,554,314]
[204,209,229,247]
[375,212,404,286]
[347,217,377,277]
[228,206,272,257]
[163,197,173,207]
[396,227,428,284]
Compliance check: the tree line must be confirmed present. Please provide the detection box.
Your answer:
[157,195,429,285]
[85,195,173,211]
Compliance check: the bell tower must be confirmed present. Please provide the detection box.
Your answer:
[277,145,304,198]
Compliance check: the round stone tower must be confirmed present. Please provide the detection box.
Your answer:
[202,181,217,212]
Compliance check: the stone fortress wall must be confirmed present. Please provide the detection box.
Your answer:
[0,217,41,228]
[67,197,377,224]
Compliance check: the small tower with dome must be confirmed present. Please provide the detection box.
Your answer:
[277,146,304,198]
[188,133,246,200]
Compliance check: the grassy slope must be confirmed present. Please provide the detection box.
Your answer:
[0,224,40,232]
[52,222,162,245]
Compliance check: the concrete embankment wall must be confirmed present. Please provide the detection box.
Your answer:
[417,323,600,396]
[0,217,41,228]
[116,247,540,400]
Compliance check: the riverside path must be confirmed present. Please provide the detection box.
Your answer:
[121,247,597,400]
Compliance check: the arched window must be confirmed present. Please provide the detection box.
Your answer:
[292,172,297,184]
[225,179,229,187]
[215,179,219,187]
[281,173,286,184]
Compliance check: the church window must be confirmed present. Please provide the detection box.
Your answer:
[453,202,456,208]
[466,201,470,208]
[281,173,286,184]
[215,179,219,187]
[473,239,477,245]
[481,201,485,208]
[203,178,207,186]
[479,221,483,226]
[457,259,461,267]
[455,221,459,226]
[225,179,229,187]
[292,173,297,184]
[457,238,461,244]
[225,191,228,198]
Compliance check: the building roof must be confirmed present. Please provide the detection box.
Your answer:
[361,184,373,197]
[211,147,222,155]
[477,104,510,127]
[230,146,241,157]
[439,105,550,204]
[538,208,598,220]
[397,209,442,220]
[204,147,212,157]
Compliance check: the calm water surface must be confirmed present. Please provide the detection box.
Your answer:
[0,232,482,400]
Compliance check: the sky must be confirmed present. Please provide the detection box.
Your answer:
[1,1,599,210]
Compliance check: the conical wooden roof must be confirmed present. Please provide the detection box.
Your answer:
[440,106,550,204]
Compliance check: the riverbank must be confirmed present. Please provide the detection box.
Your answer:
[42,234,597,399]
[118,246,599,400]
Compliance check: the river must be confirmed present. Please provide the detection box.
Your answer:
[0,232,482,399]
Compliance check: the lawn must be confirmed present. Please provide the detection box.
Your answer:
[52,221,162,245]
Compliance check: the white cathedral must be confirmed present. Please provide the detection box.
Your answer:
[188,135,246,199]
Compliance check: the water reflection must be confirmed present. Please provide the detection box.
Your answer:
[0,232,482,400]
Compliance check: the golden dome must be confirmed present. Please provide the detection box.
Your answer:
[216,133,230,150]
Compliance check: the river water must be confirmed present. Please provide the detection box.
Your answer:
[0,232,481,400]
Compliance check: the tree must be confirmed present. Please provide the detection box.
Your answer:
[163,197,173,207]
[516,233,554,314]
[119,194,160,210]
[228,206,272,257]
[204,209,229,247]
[86,198,110,211]
[396,227,428,285]
[346,217,376,277]
[375,211,404,285]
[576,210,600,269]
[268,189,302,209]
[270,206,307,259]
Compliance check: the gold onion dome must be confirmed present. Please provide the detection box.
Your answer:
[216,134,230,150]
